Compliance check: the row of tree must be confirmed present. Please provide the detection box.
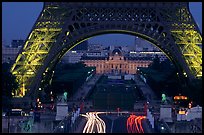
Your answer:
[2,63,19,111]
[140,55,202,106]
[40,62,88,102]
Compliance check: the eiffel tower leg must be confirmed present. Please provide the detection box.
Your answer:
[10,2,201,104]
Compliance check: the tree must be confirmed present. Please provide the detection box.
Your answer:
[159,59,174,72]
[182,79,202,106]
[149,54,160,70]
[2,63,19,111]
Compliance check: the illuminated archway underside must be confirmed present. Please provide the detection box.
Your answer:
[11,2,202,98]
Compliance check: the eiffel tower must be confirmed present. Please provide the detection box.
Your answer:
[10,2,202,105]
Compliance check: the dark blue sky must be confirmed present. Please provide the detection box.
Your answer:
[2,2,202,46]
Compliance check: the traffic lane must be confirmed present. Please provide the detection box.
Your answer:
[112,117,128,133]
[82,112,106,133]
[142,118,154,133]
[127,115,146,133]
[100,115,112,133]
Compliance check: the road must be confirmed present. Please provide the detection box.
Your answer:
[112,117,128,133]
[80,112,151,133]
[101,114,128,133]
[127,115,146,133]
[104,114,148,133]
[67,74,101,111]
[81,112,106,133]
[53,74,158,133]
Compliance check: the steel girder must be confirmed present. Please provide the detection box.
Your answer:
[10,2,202,99]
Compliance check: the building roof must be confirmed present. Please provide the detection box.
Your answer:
[111,48,122,56]
[125,57,152,61]
[81,56,108,60]
[86,51,102,53]
[81,55,152,61]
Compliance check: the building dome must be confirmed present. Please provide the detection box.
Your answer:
[111,48,122,56]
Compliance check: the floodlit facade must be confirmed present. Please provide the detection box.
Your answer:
[81,47,152,74]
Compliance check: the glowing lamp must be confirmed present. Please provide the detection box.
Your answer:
[178,110,186,114]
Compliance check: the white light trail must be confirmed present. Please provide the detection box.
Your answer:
[82,112,106,133]
[82,111,139,133]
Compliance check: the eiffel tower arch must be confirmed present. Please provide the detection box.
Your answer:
[10,2,202,102]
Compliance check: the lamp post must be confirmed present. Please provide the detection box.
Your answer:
[117,107,120,116]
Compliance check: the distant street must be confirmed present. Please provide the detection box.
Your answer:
[67,74,102,109]
[134,74,157,101]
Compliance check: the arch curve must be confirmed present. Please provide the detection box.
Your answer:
[10,2,201,100]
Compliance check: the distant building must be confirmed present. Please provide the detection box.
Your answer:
[2,39,24,64]
[11,40,24,48]
[135,37,159,52]
[129,51,168,62]
[133,37,167,61]
[121,45,131,53]
[61,51,84,63]
[2,45,20,64]
[86,50,107,57]
[72,40,88,51]
[2,40,8,47]
[81,47,152,74]
[88,44,103,51]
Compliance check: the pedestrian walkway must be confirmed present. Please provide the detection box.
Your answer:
[67,74,101,109]
[134,75,157,101]
[31,121,53,133]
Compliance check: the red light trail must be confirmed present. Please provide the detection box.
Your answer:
[127,115,146,133]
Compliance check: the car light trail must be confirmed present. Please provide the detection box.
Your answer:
[82,112,106,133]
[81,111,145,133]
[127,115,146,133]
[135,116,140,133]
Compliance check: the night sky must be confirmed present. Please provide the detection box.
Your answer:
[2,2,202,46]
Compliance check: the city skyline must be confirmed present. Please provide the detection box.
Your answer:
[2,2,202,47]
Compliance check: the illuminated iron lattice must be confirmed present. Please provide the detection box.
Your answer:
[171,30,202,77]
[10,2,202,99]
[170,6,202,78]
[11,5,65,97]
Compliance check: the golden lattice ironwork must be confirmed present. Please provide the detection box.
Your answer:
[10,2,202,99]
[171,29,202,78]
